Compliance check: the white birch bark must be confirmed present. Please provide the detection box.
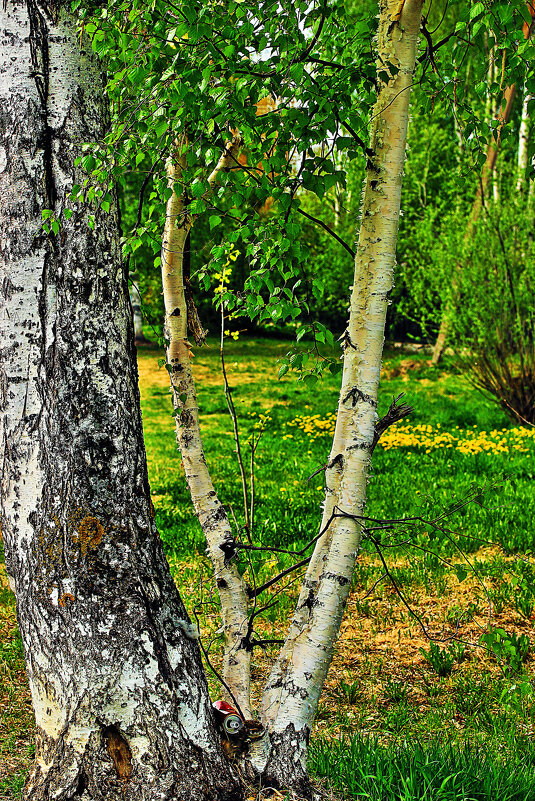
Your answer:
[0,3,240,799]
[258,0,423,792]
[161,141,252,718]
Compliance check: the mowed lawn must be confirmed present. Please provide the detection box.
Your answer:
[2,337,535,799]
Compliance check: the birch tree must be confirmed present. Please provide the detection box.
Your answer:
[160,137,253,718]
[517,79,532,192]
[155,0,423,792]
[0,2,240,799]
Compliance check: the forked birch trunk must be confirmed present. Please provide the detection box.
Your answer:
[160,141,252,717]
[0,3,240,799]
[256,0,423,792]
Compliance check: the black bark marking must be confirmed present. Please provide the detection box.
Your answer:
[262,724,312,800]
[28,0,56,209]
[323,571,350,586]
[73,768,88,796]
[327,452,344,471]
[342,386,377,408]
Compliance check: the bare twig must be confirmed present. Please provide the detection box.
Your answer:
[248,556,311,599]
[220,301,251,539]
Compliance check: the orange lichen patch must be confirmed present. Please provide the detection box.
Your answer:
[58,593,75,607]
[72,516,104,557]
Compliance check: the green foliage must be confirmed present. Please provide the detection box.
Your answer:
[445,188,535,424]
[72,0,535,364]
[479,627,530,674]
[419,641,456,677]
[75,0,382,361]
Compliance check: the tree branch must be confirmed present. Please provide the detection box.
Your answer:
[296,207,356,258]
[247,556,311,599]
[371,392,414,453]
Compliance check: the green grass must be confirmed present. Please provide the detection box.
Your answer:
[2,337,535,798]
[310,734,535,800]
[139,338,535,558]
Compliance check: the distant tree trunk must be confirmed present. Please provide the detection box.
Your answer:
[431,82,516,365]
[0,3,240,799]
[129,277,148,344]
[257,0,423,794]
[517,80,532,193]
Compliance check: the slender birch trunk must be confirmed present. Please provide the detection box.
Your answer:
[0,3,241,799]
[257,0,423,792]
[160,141,252,717]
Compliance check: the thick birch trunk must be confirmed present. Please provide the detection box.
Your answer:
[161,147,252,718]
[258,0,423,792]
[0,3,240,799]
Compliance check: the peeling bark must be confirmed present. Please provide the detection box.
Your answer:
[0,3,240,799]
[259,0,423,789]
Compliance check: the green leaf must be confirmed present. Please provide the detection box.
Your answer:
[191,180,205,198]
[81,155,96,172]
[454,566,468,584]
[155,120,168,138]
[469,2,484,20]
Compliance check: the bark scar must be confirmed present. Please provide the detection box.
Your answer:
[103,725,132,779]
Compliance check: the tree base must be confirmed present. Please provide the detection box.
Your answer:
[260,725,312,801]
